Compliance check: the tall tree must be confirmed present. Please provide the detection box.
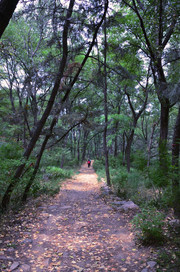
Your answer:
[121,0,178,170]
[103,13,111,186]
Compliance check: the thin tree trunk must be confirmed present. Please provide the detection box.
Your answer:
[147,122,157,167]
[22,135,49,202]
[114,105,120,157]
[172,106,180,218]
[125,130,134,172]
[122,132,126,166]
[103,13,111,187]
[77,126,81,162]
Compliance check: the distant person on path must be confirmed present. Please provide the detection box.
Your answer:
[87,159,91,168]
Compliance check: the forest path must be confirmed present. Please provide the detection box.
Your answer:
[0,163,156,272]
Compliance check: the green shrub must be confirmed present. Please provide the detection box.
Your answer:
[132,150,148,171]
[93,159,105,171]
[0,142,23,159]
[132,207,165,245]
[111,167,128,197]
[0,142,24,202]
[109,154,123,168]
[29,166,73,197]
[31,177,61,196]
[46,166,73,179]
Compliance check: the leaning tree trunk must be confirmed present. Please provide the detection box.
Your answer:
[172,106,180,218]
[22,134,50,202]
[0,0,20,38]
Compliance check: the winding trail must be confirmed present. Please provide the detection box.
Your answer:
[0,164,156,272]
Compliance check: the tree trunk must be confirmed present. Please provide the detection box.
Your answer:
[147,122,157,167]
[0,0,20,38]
[114,105,120,157]
[103,14,111,186]
[77,126,81,162]
[81,130,89,162]
[22,134,49,202]
[122,132,126,166]
[172,106,180,218]
[159,101,170,170]
[125,130,134,172]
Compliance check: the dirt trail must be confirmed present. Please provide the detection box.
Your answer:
[0,164,156,272]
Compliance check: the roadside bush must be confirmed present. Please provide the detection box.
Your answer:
[110,167,128,197]
[0,142,24,202]
[93,159,106,182]
[93,158,105,172]
[46,166,73,179]
[132,150,148,171]
[30,166,73,197]
[109,154,123,168]
[132,207,165,245]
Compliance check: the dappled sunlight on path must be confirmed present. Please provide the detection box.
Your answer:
[0,163,156,272]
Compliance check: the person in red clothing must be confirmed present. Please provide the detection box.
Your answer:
[87,159,91,168]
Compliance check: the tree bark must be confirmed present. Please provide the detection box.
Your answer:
[172,106,180,218]
[147,122,157,167]
[125,130,134,172]
[0,0,20,38]
[114,105,120,157]
[124,90,148,172]
[103,13,111,187]
[159,100,170,170]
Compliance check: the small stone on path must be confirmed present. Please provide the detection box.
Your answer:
[10,261,20,271]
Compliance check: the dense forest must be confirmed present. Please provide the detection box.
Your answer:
[0,0,180,259]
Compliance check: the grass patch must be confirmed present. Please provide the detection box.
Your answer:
[131,207,166,245]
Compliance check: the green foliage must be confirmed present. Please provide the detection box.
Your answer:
[46,166,73,179]
[132,207,165,245]
[110,167,128,197]
[30,162,74,196]
[148,163,171,188]
[108,154,123,168]
[0,142,24,204]
[132,150,148,171]
[93,159,106,182]
[93,158,105,172]
[0,142,22,160]
[30,175,61,197]
[41,147,80,169]
[30,167,73,197]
